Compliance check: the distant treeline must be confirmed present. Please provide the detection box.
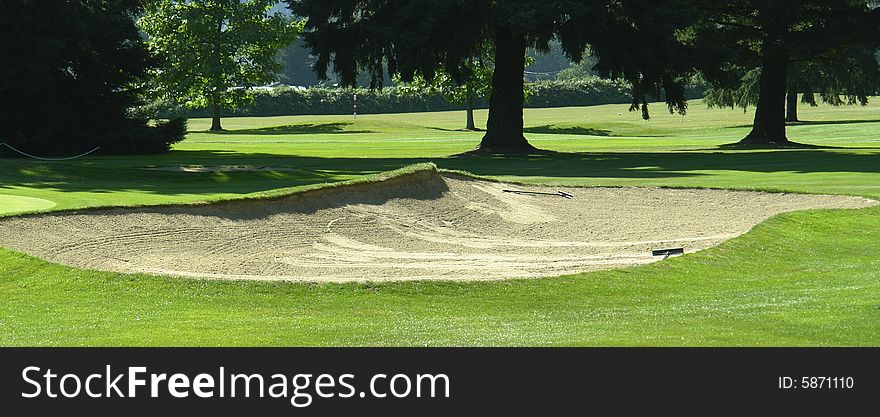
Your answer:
[151,78,707,119]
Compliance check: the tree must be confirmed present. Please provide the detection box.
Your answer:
[688,0,880,146]
[397,55,493,131]
[396,47,533,131]
[288,0,524,152]
[555,52,600,81]
[279,39,322,87]
[705,52,880,123]
[0,0,185,156]
[790,46,880,122]
[558,0,700,120]
[138,0,300,131]
[290,0,603,154]
[525,41,574,81]
[703,69,762,112]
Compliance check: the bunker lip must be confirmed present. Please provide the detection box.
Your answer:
[0,167,875,283]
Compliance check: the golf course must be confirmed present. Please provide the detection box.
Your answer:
[2,101,879,346]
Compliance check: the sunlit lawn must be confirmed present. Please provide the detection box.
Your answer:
[1,100,878,346]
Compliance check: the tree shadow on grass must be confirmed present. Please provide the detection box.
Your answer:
[209,122,374,135]
[426,126,485,132]
[786,119,880,127]
[716,142,845,150]
[729,119,880,129]
[524,125,612,136]
[2,148,880,197]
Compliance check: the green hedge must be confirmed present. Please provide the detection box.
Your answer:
[527,78,632,108]
[153,78,704,118]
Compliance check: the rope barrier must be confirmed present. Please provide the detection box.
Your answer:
[0,142,100,161]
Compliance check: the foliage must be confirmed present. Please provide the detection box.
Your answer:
[555,53,599,81]
[703,69,762,111]
[288,0,699,152]
[705,57,880,113]
[152,79,636,118]
[395,48,536,109]
[796,46,880,107]
[395,54,495,107]
[138,0,300,123]
[559,0,701,119]
[688,0,880,76]
[686,0,880,143]
[0,0,184,156]
[288,1,646,92]
[525,41,574,81]
[279,38,323,87]
[526,78,632,108]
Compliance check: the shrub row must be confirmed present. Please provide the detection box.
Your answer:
[150,78,682,119]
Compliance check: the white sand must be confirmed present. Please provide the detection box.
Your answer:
[0,170,873,282]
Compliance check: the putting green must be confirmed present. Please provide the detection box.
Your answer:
[0,195,56,215]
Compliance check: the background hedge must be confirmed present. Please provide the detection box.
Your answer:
[151,78,707,119]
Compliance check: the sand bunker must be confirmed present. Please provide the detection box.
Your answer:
[0,169,874,282]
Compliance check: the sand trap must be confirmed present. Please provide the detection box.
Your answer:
[0,169,874,282]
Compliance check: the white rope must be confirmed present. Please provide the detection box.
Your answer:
[0,142,100,161]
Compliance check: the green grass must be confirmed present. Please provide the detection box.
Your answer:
[1,99,879,346]
[0,195,56,215]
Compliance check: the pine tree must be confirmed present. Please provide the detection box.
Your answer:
[290,1,696,153]
[0,0,186,156]
[690,0,880,146]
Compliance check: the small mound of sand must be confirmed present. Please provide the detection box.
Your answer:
[143,165,295,173]
[0,169,874,282]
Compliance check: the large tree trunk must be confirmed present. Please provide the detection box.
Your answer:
[210,93,223,131]
[465,84,476,131]
[739,43,789,146]
[786,81,799,123]
[474,25,538,154]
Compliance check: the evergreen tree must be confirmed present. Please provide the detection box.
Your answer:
[290,1,696,153]
[558,0,698,120]
[396,52,494,131]
[689,0,880,146]
[279,39,323,87]
[396,46,534,130]
[705,51,879,124]
[0,0,185,156]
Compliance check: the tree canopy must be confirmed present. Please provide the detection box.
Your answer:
[687,0,880,145]
[139,0,300,131]
[4,0,877,155]
[396,50,495,131]
[704,52,880,123]
[0,0,185,156]
[279,39,323,87]
[396,46,536,130]
[289,0,693,154]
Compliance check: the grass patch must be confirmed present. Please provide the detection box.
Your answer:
[1,100,879,346]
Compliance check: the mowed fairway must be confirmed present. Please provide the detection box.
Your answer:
[1,100,880,346]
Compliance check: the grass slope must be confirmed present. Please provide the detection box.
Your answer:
[1,100,879,346]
